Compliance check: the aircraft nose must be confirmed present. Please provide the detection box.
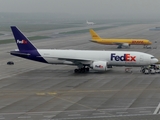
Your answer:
[155,58,159,63]
[151,58,159,64]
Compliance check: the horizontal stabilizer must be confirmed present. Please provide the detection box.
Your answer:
[10,51,30,56]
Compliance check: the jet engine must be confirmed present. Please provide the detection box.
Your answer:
[92,61,109,71]
[122,43,130,47]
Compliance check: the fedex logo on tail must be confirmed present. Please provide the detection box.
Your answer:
[17,40,27,44]
[111,53,136,61]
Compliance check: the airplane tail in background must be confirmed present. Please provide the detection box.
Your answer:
[11,26,37,52]
[89,29,101,40]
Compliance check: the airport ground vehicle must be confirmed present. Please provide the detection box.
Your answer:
[141,64,160,74]
[7,61,14,65]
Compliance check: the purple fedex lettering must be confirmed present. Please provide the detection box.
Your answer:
[111,53,136,61]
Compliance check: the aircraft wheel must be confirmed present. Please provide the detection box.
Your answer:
[74,67,89,73]
[141,69,145,73]
[74,69,79,73]
[86,68,89,72]
[117,46,122,49]
[81,68,85,73]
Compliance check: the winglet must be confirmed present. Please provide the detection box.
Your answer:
[89,29,101,40]
[10,26,37,51]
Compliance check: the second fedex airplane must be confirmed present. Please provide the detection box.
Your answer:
[90,29,152,48]
[10,26,158,73]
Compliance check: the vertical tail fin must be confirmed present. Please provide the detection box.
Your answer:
[89,29,101,40]
[11,26,37,51]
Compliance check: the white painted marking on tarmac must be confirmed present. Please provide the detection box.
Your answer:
[18,116,31,119]
[30,113,43,115]
[92,112,106,115]
[0,109,95,116]
[139,111,151,113]
[68,114,81,116]
[0,106,155,116]
[50,113,154,120]
[116,112,128,114]
[44,115,56,118]
[99,106,155,111]
[0,67,44,80]
[153,103,160,114]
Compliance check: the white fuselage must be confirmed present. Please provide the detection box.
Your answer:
[37,49,157,66]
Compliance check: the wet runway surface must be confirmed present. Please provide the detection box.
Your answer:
[0,23,160,120]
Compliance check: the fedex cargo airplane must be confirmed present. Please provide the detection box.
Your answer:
[10,26,158,73]
[90,29,152,48]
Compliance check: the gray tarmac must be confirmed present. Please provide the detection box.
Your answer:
[0,23,160,120]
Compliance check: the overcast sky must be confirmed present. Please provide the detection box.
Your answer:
[0,0,160,20]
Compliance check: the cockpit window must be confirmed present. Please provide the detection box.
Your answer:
[151,57,156,59]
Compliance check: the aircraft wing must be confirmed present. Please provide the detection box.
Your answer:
[59,58,92,65]
[39,56,93,65]
[112,42,124,45]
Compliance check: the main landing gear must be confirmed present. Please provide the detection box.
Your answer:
[117,45,122,49]
[74,67,89,73]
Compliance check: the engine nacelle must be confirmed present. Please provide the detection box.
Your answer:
[122,43,130,47]
[92,61,109,71]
